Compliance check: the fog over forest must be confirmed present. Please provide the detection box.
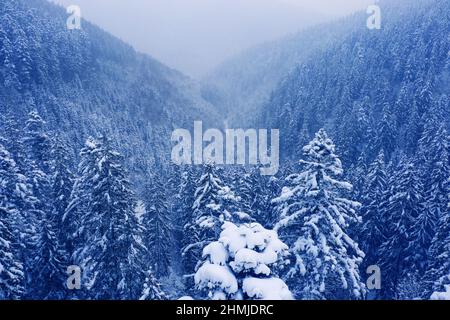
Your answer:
[50,0,372,77]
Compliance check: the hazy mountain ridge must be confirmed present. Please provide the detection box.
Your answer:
[0,0,449,301]
[261,0,449,163]
[0,0,220,184]
[202,10,364,126]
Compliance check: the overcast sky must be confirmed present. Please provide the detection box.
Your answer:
[51,0,372,78]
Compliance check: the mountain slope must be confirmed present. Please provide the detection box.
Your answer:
[260,0,449,164]
[202,14,357,126]
[0,0,220,185]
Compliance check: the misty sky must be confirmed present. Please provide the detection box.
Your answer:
[51,0,372,78]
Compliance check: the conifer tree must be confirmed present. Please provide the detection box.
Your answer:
[425,178,450,297]
[273,129,365,299]
[359,151,388,270]
[142,176,173,277]
[22,110,59,298]
[176,168,199,275]
[182,163,239,275]
[51,137,74,245]
[0,142,25,300]
[377,158,425,299]
[72,137,148,299]
[195,220,292,300]
[139,269,167,300]
[29,218,67,299]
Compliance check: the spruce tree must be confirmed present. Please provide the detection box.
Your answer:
[359,151,388,270]
[273,129,365,300]
[142,177,173,277]
[195,220,292,300]
[182,163,239,276]
[0,23,19,89]
[377,158,424,299]
[238,166,272,224]
[139,269,167,300]
[22,110,60,298]
[176,168,199,275]
[0,142,25,300]
[51,137,74,245]
[29,218,67,299]
[425,179,450,297]
[72,137,148,299]
[375,104,397,160]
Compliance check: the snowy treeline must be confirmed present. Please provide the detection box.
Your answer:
[2,110,448,300]
[1,0,449,301]
[0,112,166,299]
[256,0,450,300]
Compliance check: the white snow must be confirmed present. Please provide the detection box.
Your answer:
[134,200,146,223]
[195,220,292,300]
[203,242,228,266]
[243,277,294,300]
[194,263,238,296]
[85,139,97,149]
[431,285,450,300]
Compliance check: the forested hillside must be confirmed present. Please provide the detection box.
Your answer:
[204,0,450,300]
[263,0,449,163]
[0,0,449,301]
[260,0,450,299]
[202,15,356,126]
[0,0,219,300]
[0,0,219,185]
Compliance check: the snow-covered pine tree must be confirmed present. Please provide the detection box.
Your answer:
[72,137,148,299]
[139,269,167,300]
[348,153,368,201]
[359,151,388,270]
[418,114,449,221]
[425,175,450,297]
[63,138,97,257]
[23,110,53,177]
[403,105,422,154]
[264,176,281,228]
[195,220,292,300]
[176,168,199,276]
[0,119,36,273]
[0,142,25,300]
[377,157,425,299]
[142,176,173,277]
[0,111,26,169]
[238,166,274,225]
[182,163,239,274]
[22,110,62,298]
[29,218,67,299]
[0,21,20,89]
[418,123,450,289]
[0,204,24,300]
[50,137,74,242]
[335,99,371,166]
[375,104,397,160]
[273,129,365,300]
[13,27,32,88]
[22,110,53,226]
[21,112,68,299]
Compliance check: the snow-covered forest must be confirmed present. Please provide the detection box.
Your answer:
[0,0,449,300]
